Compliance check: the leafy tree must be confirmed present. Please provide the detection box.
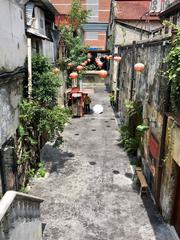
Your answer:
[70,0,90,31]
[17,55,70,187]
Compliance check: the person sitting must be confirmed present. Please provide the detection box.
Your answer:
[84,94,91,113]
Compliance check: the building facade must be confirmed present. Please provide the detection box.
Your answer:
[0,0,28,194]
[108,0,180,237]
[107,0,161,97]
[50,0,111,50]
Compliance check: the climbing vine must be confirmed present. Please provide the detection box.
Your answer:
[164,22,180,114]
[58,0,91,87]
[119,100,146,156]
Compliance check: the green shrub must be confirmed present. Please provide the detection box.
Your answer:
[119,124,139,155]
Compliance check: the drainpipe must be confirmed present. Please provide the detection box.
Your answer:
[27,38,32,99]
[130,41,136,100]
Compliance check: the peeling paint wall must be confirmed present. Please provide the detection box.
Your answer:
[115,37,180,223]
[160,119,180,222]
[0,0,26,148]
[0,78,22,147]
[0,0,27,71]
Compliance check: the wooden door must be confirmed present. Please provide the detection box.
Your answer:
[171,162,180,237]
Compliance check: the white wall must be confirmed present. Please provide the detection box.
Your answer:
[0,0,27,71]
[43,40,55,63]
[115,24,148,46]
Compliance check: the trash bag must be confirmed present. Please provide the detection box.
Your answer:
[93,104,104,114]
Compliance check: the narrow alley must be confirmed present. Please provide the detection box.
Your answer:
[30,85,173,240]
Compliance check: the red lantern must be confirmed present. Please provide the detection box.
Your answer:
[76,65,83,71]
[134,63,145,72]
[69,72,78,79]
[81,62,86,67]
[67,63,73,67]
[98,70,108,79]
[114,56,122,62]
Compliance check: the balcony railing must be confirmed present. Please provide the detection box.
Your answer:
[0,191,44,240]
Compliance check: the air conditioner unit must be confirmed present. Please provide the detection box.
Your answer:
[163,0,174,10]
[149,0,162,12]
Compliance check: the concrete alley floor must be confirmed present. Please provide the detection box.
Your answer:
[30,86,174,240]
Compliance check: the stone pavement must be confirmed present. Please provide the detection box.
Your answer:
[29,86,174,240]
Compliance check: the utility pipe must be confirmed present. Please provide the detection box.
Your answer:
[27,38,32,99]
[130,41,136,100]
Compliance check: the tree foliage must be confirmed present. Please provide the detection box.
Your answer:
[69,0,90,31]
[17,55,70,186]
[166,25,180,114]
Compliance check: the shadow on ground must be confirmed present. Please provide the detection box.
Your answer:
[131,175,170,239]
[41,143,75,174]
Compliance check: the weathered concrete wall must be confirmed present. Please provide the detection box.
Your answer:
[0,0,27,147]
[10,221,42,240]
[42,40,55,63]
[160,119,180,222]
[115,37,179,223]
[115,24,149,46]
[0,77,23,147]
[0,0,27,71]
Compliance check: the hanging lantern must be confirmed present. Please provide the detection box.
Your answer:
[114,56,122,62]
[98,70,108,79]
[81,62,86,67]
[69,72,78,79]
[76,65,83,71]
[53,67,60,74]
[67,63,73,67]
[134,63,145,72]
